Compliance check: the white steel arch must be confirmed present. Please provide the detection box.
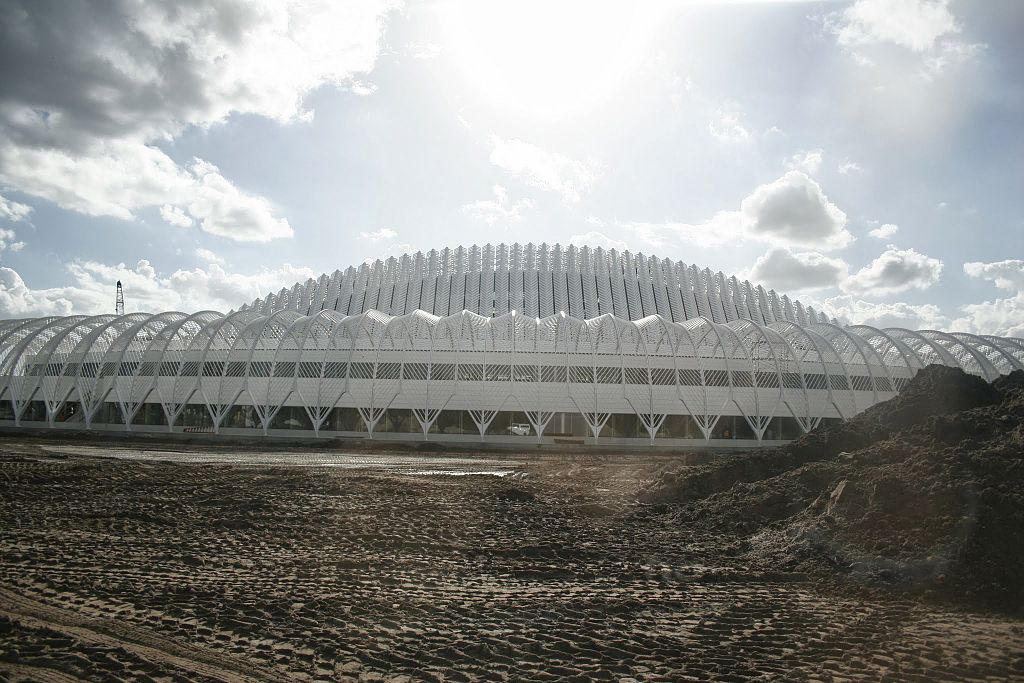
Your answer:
[1,246,1019,446]
[112,311,189,428]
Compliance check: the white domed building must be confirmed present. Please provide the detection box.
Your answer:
[1,243,1020,446]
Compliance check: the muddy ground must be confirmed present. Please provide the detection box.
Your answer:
[1,434,1022,681]
[641,366,1024,615]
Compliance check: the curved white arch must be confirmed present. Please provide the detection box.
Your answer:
[1,301,1019,444]
[952,332,1022,375]
[111,311,189,427]
[916,329,998,380]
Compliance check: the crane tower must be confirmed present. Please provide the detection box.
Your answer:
[115,280,124,315]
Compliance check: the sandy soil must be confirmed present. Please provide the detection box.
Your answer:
[1,439,1022,682]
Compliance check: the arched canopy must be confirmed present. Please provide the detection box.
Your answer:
[0,300,1018,441]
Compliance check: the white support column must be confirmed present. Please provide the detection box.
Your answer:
[538,243,554,318]
[595,248,615,318]
[495,244,510,315]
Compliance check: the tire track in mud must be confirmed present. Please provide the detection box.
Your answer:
[0,662,83,683]
[0,588,280,682]
[2,448,1023,681]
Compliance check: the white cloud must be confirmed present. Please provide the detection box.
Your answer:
[624,171,853,252]
[0,259,316,318]
[195,248,225,265]
[748,248,849,292]
[0,268,76,317]
[785,149,824,175]
[842,245,943,295]
[831,0,959,53]
[0,193,32,222]
[837,159,863,175]
[707,100,785,144]
[0,1,397,239]
[359,227,398,241]
[489,136,597,203]
[868,223,899,239]
[0,141,186,221]
[160,204,193,228]
[165,262,316,313]
[622,222,669,249]
[0,142,292,242]
[568,231,629,252]
[0,197,28,252]
[624,211,743,250]
[0,2,398,148]
[740,171,853,250]
[378,243,416,260]
[708,108,751,144]
[183,159,292,242]
[347,81,378,96]
[828,0,985,84]
[0,228,25,254]
[963,259,1024,292]
[357,228,413,262]
[953,293,1024,338]
[461,185,533,225]
[922,39,985,79]
[823,294,950,330]
[407,42,442,60]
[953,260,1024,336]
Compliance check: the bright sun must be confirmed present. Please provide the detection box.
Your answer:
[439,1,661,121]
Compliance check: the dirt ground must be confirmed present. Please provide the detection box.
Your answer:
[1,439,1022,682]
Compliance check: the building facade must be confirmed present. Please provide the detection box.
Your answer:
[1,244,1020,446]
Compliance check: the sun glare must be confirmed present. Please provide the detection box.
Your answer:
[439,1,661,121]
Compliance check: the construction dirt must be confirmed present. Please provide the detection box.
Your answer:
[641,365,1024,615]
[2,366,1023,681]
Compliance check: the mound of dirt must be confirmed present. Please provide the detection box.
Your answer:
[640,365,1024,613]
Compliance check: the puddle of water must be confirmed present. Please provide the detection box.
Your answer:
[36,445,524,475]
[403,470,514,477]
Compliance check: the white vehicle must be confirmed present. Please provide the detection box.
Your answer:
[509,423,531,436]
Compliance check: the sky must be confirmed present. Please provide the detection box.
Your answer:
[0,0,1021,336]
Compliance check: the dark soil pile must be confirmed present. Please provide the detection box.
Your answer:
[640,365,1024,613]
